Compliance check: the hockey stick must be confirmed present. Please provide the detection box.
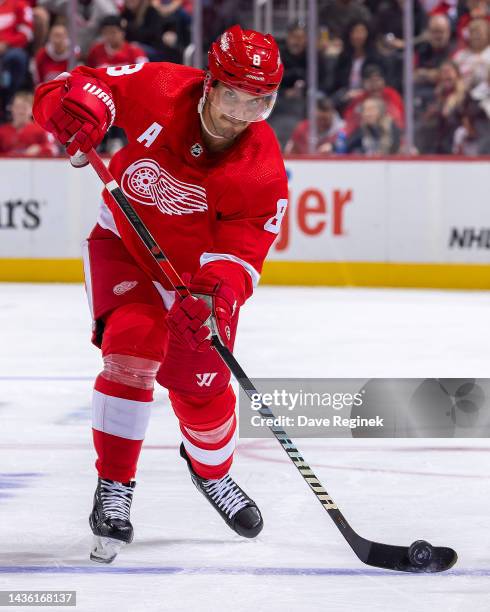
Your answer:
[85,148,457,573]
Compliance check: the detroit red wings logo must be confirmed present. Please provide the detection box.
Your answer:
[121,159,207,215]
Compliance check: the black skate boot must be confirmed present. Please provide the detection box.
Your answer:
[180,443,263,538]
[89,478,136,563]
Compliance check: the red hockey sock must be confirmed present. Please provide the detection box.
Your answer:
[170,386,237,480]
[92,374,154,482]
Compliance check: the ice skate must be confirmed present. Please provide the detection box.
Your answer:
[89,478,136,563]
[180,443,263,538]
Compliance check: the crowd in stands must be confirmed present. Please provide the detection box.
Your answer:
[0,0,489,157]
[276,0,490,155]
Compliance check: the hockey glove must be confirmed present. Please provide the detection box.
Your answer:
[166,274,237,352]
[45,74,114,159]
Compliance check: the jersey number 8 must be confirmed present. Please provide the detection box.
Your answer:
[264,199,287,235]
[106,64,145,77]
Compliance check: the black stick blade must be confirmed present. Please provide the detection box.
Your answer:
[364,542,458,573]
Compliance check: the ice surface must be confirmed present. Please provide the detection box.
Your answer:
[1,284,489,612]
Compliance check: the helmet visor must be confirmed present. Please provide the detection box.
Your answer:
[209,82,277,122]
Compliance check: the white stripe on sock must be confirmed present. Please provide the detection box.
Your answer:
[182,432,236,466]
[92,389,152,440]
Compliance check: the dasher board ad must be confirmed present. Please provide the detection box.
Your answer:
[1,159,489,265]
[270,160,490,264]
[238,379,489,438]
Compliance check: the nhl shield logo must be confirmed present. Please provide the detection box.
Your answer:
[190,143,203,157]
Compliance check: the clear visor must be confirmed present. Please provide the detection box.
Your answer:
[208,83,277,123]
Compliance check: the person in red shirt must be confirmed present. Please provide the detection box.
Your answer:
[0,0,33,114]
[33,23,71,84]
[456,0,490,47]
[0,90,57,155]
[86,14,147,69]
[420,0,457,18]
[87,15,147,154]
[285,96,346,155]
[343,63,405,136]
[33,25,287,563]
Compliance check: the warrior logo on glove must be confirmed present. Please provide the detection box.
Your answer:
[82,82,116,126]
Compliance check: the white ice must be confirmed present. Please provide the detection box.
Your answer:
[1,284,490,612]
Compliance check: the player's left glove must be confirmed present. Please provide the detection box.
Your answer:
[166,274,238,352]
[45,74,114,158]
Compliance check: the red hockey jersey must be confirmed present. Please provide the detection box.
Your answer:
[33,62,288,300]
[0,0,33,48]
[0,121,57,155]
[86,41,147,69]
[33,43,70,84]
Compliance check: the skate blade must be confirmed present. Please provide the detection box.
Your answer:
[90,535,126,564]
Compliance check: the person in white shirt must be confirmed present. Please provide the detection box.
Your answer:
[453,17,490,88]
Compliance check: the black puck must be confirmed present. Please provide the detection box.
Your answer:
[408,540,433,568]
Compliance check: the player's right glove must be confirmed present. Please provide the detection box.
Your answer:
[45,74,115,159]
[166,273,238,353]
[166,292,213,352]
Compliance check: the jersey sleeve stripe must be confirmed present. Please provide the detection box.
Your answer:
[199,252,260,287]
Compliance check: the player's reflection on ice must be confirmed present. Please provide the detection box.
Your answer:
[350,379,488,438]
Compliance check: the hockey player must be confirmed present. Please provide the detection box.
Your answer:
[33,24,288,563]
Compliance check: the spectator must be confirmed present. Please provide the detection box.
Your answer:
[31,3,51,53]
[279,21,308,99]
[414,14,454,114]
[122,0,181,63]
[374,0,427,52]
[0,90,57,155]
[453,66,490,153]
[33,23,71,84]
[368,1,427,92]
[285,96,346,155]
[0,0,33,116]
[86,14,149,154]
[346,97,401,154]
[343,63,405,136]
[452,17,490,88]
[270,21,328,147]
[416,60,466,152]
[331,19,385,109]
[151,0,182,18]
[151,0,191,48]
[318,0,372,40]
[38,0,119,57]
[87,15,147,68]
[452,100,489,153]
[201,0,239,51]
[279,21,328,98]
[419,0,458,19]
[318,26,344,93]
[469,62,490,116]
[456,0,490,45]
[415,14,454,84]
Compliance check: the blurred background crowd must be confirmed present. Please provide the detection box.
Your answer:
[0,0,489,157]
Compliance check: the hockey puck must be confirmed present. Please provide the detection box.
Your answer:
[408,540,433,568]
